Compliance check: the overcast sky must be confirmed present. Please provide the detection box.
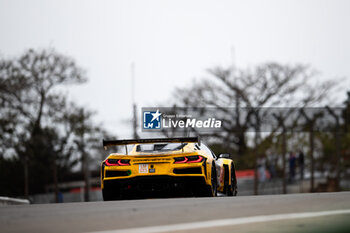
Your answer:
[1,0,350,138]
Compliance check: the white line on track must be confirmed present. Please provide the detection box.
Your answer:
[89,209,350,233]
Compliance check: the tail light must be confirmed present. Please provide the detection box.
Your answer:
[174,155,203,164]
[105,159,130,166]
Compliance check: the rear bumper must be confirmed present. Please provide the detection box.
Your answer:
[103,175,209,197]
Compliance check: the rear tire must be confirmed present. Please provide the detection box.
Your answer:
[102,187,113,201]
[227,163,237,196]
[210,164,218,197]
[102,186,122,201]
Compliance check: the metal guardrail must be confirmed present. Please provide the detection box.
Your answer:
[0,196,30,206]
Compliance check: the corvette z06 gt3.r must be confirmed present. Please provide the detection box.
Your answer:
[101,137,237,200]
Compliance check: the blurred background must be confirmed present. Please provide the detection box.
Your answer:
[0,0,349,204]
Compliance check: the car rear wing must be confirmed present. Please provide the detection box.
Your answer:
[102,136,200,151]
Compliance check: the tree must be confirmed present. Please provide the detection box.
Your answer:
[69,106,111,202]
[0,48,112,199]
[174,64,316,152]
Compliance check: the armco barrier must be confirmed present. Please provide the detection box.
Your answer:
[0,196,30,206]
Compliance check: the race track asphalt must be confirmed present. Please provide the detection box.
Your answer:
[0,192,349,233]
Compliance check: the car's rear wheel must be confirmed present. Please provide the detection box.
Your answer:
[227,163,237,196]
[102,187,113,201]
[210,164,217,197]
[102,186,122,201]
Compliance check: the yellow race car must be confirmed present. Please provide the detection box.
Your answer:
[101,137,237,200]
